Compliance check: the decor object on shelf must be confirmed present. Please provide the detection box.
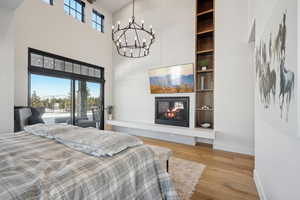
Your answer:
[106,106,114,120]
[200,105,212,110]
[112,0,155,58]
[200,75,205,90]
[255,0,297,136]
[199,60,209,70]
[149,64,194,94]
[200,123,211,128]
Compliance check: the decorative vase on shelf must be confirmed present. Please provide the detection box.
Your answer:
[200,75,205,90]
[198,60,209,71]
[201,123,211,128]
[106,105,114,121]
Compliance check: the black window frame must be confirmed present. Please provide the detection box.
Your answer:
[28,48,105,130]
[92,10,105,33]
[64,0,85,22]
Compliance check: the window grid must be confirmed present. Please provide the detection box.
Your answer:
[92,10,104,33]
[64,0,85,22]
[29,49,104,80]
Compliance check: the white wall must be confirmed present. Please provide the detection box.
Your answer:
[253,0,300,199]
[112,0,196,127]
[0,8,15,133]
[299,0,300,137]
[14,0,113,110]
[214,0,254,155]
[112,0,254,155]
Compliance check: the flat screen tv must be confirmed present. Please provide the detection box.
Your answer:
[149,63,194,94]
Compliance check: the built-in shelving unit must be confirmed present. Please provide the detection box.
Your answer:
[195,0,215,129]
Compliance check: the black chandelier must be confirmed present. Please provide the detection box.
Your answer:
[112,0,155,58]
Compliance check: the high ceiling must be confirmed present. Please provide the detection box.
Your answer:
[0,0,24,9]
[96,0,132,13]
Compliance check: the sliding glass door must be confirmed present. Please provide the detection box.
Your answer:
[31,74,72,125]
[30,74,104,129]
[74,80,102,129]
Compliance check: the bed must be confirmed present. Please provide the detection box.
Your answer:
[0,115,179,200]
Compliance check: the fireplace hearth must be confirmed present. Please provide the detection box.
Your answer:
[155,97,189,127]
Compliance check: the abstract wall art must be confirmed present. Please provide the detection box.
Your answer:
[255,0,297,135]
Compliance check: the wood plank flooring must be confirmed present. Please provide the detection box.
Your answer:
[142,138,259,200]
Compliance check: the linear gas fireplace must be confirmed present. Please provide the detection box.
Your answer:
[155,97,189,127]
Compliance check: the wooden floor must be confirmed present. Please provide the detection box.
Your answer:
[143,138,259,200]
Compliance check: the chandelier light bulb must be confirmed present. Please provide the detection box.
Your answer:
[134,37,137,47]
[117,21,120,30]
[130,49,133,57]
[141,20,145,29]
[112,25,115,30]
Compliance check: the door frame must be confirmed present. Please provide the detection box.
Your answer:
[27,48,105,130]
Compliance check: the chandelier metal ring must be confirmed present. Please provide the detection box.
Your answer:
[112,0,156,58]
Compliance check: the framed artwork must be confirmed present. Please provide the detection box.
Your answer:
[149,64,194,94]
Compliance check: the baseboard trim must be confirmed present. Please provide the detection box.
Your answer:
[254,169,268,200]
[112,126,196,145]
[213,143,254,156]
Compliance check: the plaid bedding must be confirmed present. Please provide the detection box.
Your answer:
[0,132,179,200]
[24,124,144,157]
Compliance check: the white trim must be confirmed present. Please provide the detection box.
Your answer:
[254,169,268,200]
[113,126,197,145]
[213,142,254,156]
[107,120,215,140]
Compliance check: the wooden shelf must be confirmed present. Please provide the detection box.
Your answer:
[197,69,214,73]
[196,108,214,111]
[197,49,214,54]
[196,89,214,93]
[197,29,214,35]
[197,9,214,16]
[195,0,215,129]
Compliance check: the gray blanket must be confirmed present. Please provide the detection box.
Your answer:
[24,124,144,157]
[0,132,179,200]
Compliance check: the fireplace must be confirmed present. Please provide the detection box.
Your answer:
[155,97,189,127]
